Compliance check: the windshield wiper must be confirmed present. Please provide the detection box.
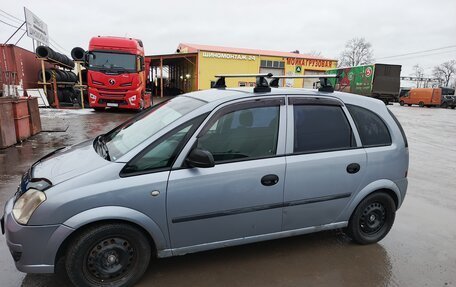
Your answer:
[96,135,111,161]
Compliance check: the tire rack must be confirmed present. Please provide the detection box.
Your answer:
[74,60,86,109]
[37,57,85,109]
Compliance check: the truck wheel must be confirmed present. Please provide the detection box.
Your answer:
[65,223,151,287]
[346,192,396,245]
[93,108,105,112]
[441,103,448,109]
[419,101,424,107]
[451,106,455,109]
[399,101,404,106]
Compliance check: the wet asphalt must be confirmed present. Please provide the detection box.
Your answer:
[0,103,455,287]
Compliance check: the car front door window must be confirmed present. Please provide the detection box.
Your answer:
[197,106,280,162]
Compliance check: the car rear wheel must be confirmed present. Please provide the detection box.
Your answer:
[399,101,404,106]
[346,192,396,245]
[65,223,151,287]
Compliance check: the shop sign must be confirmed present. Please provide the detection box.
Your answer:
[202,52,256,61]
[286,58,333,68]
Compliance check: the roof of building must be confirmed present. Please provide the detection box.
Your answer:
[177,43,337,61]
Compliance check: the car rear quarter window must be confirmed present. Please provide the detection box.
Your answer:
[388,109,408,147]
[347,104,392,147]
[293,105,354,153]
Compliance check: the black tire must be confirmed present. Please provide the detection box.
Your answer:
[399,100,404,106]
[65,223,151,287]
[93,107,105,112]
[441,103,448,109]
[407,104,412,106]
[346,192,396,245]
[419,101,424,107]
[451,106,455,109]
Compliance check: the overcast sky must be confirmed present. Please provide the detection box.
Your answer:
[1,0,455,79]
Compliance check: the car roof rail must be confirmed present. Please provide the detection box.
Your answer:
[213,73,273,93]
[270,74,339,92]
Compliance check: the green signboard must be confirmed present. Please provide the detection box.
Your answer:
[326,64,375,96]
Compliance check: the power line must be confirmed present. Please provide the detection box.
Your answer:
[380,49,456,62]
[0,9,23,24]
[0,18,22,29]
[0,8,22,22]
[377,45,456,60]
[0,13,70,54]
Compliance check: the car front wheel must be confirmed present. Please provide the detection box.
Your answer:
[346,192,396,245]
[65,223,151,287]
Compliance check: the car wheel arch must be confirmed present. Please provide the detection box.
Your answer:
[336,179,402,222]
[55,206,169,267]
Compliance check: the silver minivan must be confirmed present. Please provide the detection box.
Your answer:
[2,84,409,287]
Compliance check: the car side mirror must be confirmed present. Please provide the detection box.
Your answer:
[186,148,215,168]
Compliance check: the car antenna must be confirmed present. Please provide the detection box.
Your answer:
[213,73,273,93]
[269,74,339,92]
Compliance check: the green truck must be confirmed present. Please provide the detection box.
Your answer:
[326,64,401,104]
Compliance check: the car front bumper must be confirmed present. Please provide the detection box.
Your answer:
[2,197,74,273]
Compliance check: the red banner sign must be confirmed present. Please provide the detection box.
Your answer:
[286,58,333,68]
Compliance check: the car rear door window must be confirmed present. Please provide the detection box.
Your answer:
[347,105,392,147]
[198,106,280,162]
[293,105,354,153]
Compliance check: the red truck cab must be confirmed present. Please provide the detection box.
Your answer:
[87,36,150,110]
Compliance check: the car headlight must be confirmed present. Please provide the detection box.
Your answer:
[12,189,46,225]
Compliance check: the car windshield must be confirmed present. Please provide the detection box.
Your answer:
[88,51,136,73]
[99,96,205,160]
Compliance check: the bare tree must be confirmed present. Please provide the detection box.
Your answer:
[338,37,374,67]
[412,64,425,88]
[433,60,456,87]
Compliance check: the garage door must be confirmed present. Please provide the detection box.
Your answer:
[260,59,285,87]
[260,67,284,87]
[303,70,325,89]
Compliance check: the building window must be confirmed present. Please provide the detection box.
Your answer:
[260,60,285,69]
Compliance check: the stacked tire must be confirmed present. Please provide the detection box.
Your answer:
[35,46,75,69]
[38,69,78,83]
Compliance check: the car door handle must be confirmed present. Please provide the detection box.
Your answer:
[346,163,361,174]
[261,174,279,186]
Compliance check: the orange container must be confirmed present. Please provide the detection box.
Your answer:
[14,115,31,141]
[12,98,30,118]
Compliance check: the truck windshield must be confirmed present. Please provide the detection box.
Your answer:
[88,51,136,73]
[99,96,205,161]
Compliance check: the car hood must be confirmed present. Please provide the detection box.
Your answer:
[32,139,110,185]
